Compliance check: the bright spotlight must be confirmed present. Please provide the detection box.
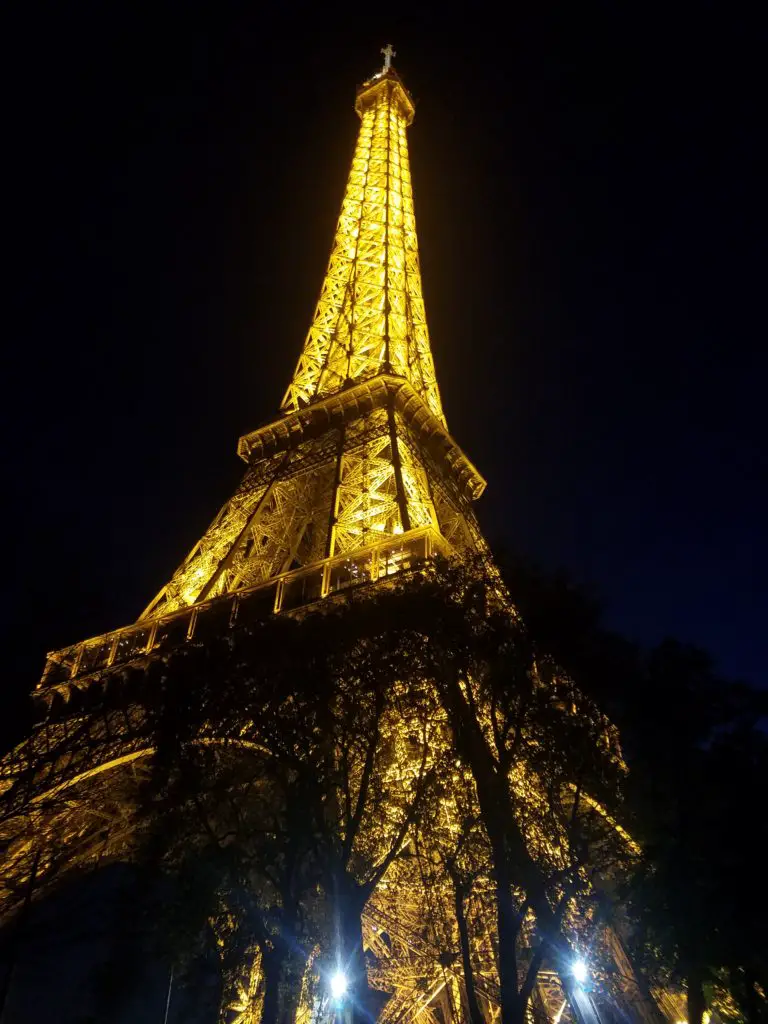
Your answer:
[572,958,588,984]
[330,970,348,1001]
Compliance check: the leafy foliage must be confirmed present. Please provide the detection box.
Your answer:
[6,554,763,1024]
[497,552,768,1024]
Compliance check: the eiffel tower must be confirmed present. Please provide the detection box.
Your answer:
[134,57,486,630]
[1,50,670,1024]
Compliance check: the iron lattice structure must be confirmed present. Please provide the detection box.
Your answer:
[1,55,667,1024]
[137,66,480,626]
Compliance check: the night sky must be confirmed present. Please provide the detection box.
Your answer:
[4,4,765,748]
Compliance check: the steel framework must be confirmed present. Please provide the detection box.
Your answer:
[1,53,669,1024]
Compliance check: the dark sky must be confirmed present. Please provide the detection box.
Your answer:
[4,3,765,744]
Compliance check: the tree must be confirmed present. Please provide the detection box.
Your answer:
[626,706,768,1024]
[496,552,768,1024]
[135,597,441,1024]
[8,554,705,1024]
[371,560,636,1024]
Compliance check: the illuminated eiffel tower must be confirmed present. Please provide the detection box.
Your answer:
[1,49,667,1024]
[33,50,485,681]
[1,48,491,1023]
[134,45,487,629]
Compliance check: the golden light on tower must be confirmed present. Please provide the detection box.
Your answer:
[0,48,671,1024]
[35,48,488,685]
[282,58,444,424]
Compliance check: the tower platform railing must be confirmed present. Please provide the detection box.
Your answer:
[39,526,452,694]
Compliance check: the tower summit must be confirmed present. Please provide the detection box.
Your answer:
[40,52,487,686]
[282,51,443,423]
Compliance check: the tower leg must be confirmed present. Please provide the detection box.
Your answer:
[220,946,263,1024]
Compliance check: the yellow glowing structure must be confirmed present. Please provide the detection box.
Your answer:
[0,50,677,1024]
[131,65,482,627]
[282,70,443,422]
[34,60,486,675]
[29,58,489,685]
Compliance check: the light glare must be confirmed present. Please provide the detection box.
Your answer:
[572,959,588,984]
[330,971,348,1001]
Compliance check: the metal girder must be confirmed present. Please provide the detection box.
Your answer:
[135,390,484,625]
[281,72,443,424]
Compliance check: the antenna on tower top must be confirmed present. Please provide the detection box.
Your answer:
[381,44,396,72]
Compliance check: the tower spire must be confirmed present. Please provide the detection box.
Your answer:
[281,54,445,424]
[381,43,396,71]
